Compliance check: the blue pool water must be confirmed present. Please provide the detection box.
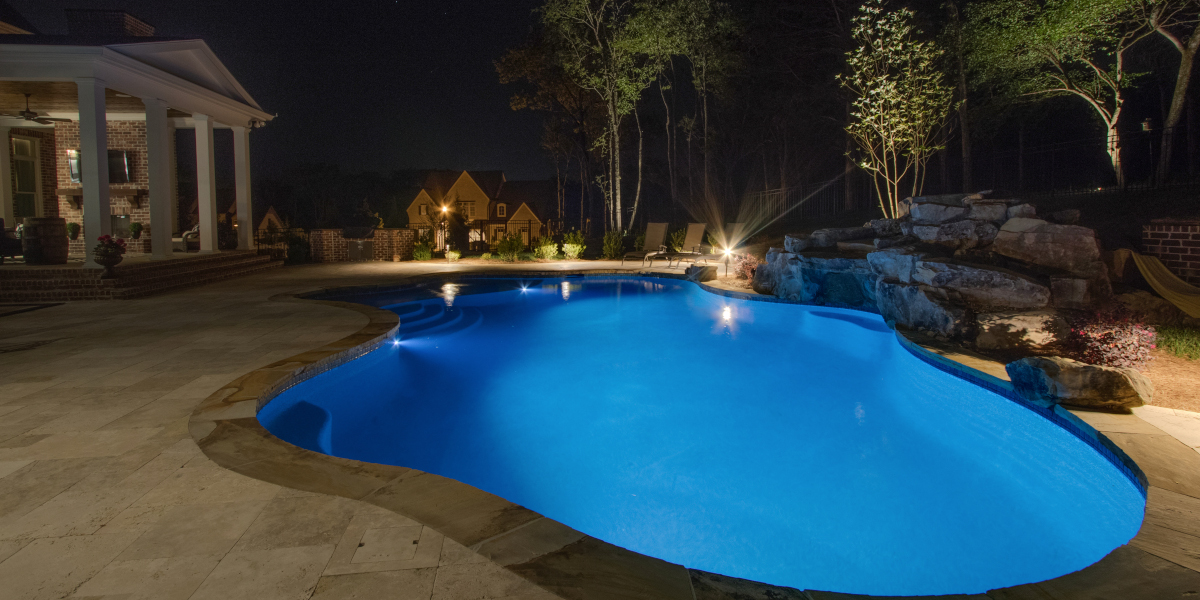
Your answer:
[259,277,1145,596]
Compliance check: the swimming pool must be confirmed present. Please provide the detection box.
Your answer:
[259,276,1145,596]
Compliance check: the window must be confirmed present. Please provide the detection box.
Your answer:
[419,204,427,216]
[462,202,476,220]
[12,137,40,220]
[496,203,506,218]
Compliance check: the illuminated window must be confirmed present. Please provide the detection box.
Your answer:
[497,204,506,218]
[419,204,427,216]
[12,137,40,219]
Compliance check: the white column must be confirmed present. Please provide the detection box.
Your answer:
[0,127,12,226]
[232,125,253,250]
[193,114,218,253]
[77,78,110,268]
[143,98,173,259]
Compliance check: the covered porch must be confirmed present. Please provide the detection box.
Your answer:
[0,37,273,267]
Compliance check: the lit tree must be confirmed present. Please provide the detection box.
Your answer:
[840,0,955,219]
[968,0,1152,188]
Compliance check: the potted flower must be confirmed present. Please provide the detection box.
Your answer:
[129,222,143,239]
[66,222,80,241]
[93,234,127,278]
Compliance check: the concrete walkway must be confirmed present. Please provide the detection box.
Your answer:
[0,261,1198,600]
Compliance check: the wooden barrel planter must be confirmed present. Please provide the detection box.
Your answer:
[20,217,70,265]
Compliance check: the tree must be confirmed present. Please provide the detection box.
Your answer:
[542,0,667,231]
[968,0,1153,188]
[840,0,955,218]
[1135,0,1200,184]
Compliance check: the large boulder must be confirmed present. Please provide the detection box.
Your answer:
[966,200,1008,222]
[810,227,875,248]
[1050,276,1113,310]
[868,219,902,237]
[992,218,1103,276]
[867,247,927,284]
[1006,356,1153,411]
[913,220,977,247]
[1007,203,1037,219]
[912,259,1050,310]
[975,310,1068,352]
[757,252,879,310]
[1046,209,1081,225]
[911,202,969,224]
[876,280,970,338]
[784,233,810,253]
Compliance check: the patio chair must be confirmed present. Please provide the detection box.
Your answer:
[0,219,22,265]
[172,225,200,252]
[648,223,705,268]
[621,222,668,266]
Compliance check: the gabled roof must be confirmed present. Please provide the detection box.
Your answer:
[498,180,554,220]
[419,170,461,203]
[108,39,262,109]
[466,171,505,199]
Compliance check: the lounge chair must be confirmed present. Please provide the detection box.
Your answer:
[648,223,705,268]
[621,222,668,266]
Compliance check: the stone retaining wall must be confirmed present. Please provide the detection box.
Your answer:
[1143,220,1200,285]
[308,228,415,263]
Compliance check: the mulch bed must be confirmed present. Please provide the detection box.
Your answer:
[1144,350,1200,413]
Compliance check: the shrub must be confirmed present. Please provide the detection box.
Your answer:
[634,232,646,252]
[602,230,624,259]
[705,230,723,252]
[1063,308,1156,370]
[446,249,461,262]
[668,228,687,252]
[497,232,523,262]
[481,252,493,260]
[535,236,558,260]
[562,229,586,259]
[1157,325,1200,360]
[519,251,536,261]
[128,222,143,239]
[412,243,433,261]
[733,253,760,280]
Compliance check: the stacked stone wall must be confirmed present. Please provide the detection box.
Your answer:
[308,228,416,263]
[1143,221,1200,285]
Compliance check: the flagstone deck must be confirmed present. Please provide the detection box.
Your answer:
[0,261,1198,600]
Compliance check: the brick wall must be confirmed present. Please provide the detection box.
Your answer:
[309,228,415,262]
[8,128,58,219]
[54,121,152,252]
[1143,221,1200,285]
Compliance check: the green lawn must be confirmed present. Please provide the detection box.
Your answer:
[1157,325,1200,360]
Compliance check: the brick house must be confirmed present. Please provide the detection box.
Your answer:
[403,170,553,249]
[0,8,272,267]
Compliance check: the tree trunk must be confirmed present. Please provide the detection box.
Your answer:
[1189,91,1197,178]
[630,107,644,227]
[659,80,675,209]
[948,1,972,191]
[1158,45,1198,185]
[844,100,855,211]
[1109,123,1125,189]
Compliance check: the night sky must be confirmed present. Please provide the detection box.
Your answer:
[12,0,552,180]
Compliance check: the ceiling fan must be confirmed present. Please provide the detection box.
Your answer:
[1,94,72,125]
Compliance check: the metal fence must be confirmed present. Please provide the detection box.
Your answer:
[740,173,878,225]
[254,228,308,261]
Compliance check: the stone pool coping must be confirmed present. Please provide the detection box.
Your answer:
[190,270,1200,600]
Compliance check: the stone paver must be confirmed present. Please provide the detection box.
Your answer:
[0,260,1198,599]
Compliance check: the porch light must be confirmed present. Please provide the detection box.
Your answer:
[441,206,448,213]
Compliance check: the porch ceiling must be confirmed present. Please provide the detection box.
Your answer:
[0,81,190,117]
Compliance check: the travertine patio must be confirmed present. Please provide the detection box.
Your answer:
[1,261,1199,600]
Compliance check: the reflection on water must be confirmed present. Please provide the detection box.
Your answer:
[440,283,459,307]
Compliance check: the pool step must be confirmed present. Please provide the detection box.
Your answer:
[396,304,483,339]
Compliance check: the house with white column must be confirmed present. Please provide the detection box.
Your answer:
[0,9,272,268]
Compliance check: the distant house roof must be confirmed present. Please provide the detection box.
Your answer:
[467,171,505,199]
[498,180,555,220]
[418,170,460,204]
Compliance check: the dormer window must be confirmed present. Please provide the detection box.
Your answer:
[497,204,507,218]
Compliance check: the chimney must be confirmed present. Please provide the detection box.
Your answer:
[64,9,154,37]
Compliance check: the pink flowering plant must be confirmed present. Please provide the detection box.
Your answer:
[733,253,760,280]
[93,235,127,257]
[1063,307,1156,370]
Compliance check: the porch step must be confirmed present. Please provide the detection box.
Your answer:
[0,251,282,301]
